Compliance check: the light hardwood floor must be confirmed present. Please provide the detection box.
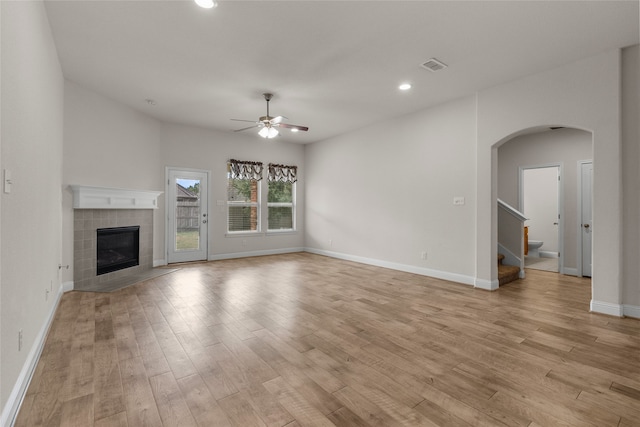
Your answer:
[15,253,640,426]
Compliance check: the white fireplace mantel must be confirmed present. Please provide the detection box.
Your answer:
[70,185,163,209]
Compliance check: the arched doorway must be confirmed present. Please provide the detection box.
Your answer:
[496,127,592,278]
[473,49,624,316]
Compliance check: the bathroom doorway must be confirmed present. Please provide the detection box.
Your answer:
[520,164,562,273]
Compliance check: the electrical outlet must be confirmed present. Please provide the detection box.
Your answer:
[18,329,23,351]
[453,196,465,205]
[45,288,50,301]
[420,251,427,260]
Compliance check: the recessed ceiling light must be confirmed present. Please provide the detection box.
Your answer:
[399,83,412,91]
[194,0,217,9]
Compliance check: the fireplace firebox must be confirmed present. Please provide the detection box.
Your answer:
[97,226,140,275]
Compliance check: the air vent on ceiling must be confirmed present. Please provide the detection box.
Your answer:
[420,58,448,72]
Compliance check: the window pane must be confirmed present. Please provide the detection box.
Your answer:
[175,178,201,251]
[268,181,293,203]
[268,206,293,230]
[228,179,258,203]
[227,177,260,232]
[228,206,259,231]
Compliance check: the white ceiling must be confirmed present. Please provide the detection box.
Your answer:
[44,0,639,144]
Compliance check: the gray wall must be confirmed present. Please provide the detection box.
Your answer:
[305,96,478,281]
[622,44,640,308]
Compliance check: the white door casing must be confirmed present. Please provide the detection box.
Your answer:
[578,161,593,277]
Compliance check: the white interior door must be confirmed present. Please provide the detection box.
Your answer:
[580,162,593,277]
[167,168,208,263]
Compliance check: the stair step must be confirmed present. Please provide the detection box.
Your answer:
[498,264,520,286]
[497,253,505,265]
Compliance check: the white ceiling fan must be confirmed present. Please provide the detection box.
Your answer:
[231,93,309,139]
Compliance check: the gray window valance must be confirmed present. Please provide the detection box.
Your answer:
[268,163,298,183]
[228,159,263,181]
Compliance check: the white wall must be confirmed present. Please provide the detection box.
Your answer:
[62,80,164,278]
[498,128,592,269]
[622,44,640,310]
[1,0,64,418]
[477,49,623,309]
[159,123,305,260]
[305,96,477,282]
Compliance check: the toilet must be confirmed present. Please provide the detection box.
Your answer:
[527,240,544,257]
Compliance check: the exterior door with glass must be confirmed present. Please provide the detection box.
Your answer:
[167,168,208,263]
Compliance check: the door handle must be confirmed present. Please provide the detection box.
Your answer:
[583,224,590,228]
[202,220,207,224]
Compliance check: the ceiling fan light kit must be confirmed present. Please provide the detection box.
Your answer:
[258,126,279,139]
[231,93,309,139]
[194,0,217,9]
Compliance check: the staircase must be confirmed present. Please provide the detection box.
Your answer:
[498,253,520,286]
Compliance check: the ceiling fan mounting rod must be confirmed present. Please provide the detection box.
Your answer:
[263,93,273,119]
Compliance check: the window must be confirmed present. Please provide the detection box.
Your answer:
[227,159,262,233]
[268,163,297,231]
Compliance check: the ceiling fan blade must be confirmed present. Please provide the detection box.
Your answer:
[230,118,259,123]
[270,115,287,125]
[233,125,260,132]
[277,123,309,132]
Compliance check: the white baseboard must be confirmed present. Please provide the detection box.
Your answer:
[540,251,559,258]
[62,281,74,292]
[474,277,500,291]
[562,267,578,276]
[623,304,640,319]
[209,247,304,261]
[1,284,65,427]
[590,300,623,317]
[304,247,476,287]
[153,259,167,267]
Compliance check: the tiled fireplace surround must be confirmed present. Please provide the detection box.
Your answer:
[73,209,153,290]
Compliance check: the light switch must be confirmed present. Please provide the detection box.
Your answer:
[453,196,465,205]
[4,169,12,194]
